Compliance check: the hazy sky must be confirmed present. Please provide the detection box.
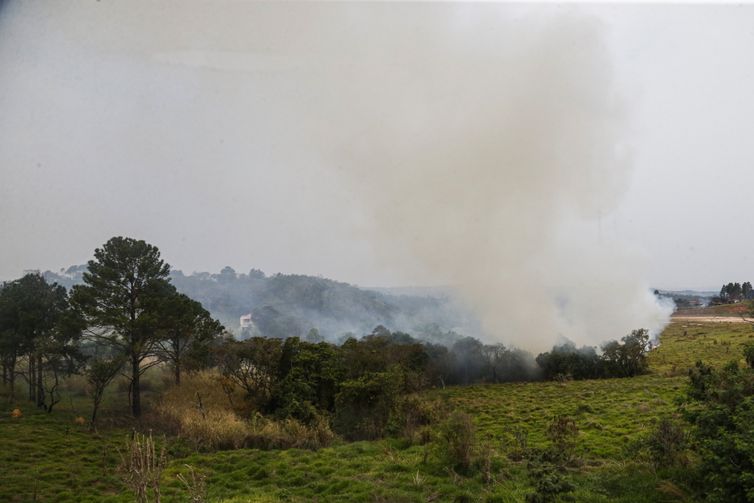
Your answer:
[1,2,753,291]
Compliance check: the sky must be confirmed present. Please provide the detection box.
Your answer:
[1,1,753,292]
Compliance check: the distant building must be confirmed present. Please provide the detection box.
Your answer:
[240,313,252,329]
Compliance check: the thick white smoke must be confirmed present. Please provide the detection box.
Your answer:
[0,2,671,350]
[339,14,672,351]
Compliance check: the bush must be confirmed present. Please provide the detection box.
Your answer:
[743,343,754,369]
[525,450,574,503]
[683,359,754,502]
[152,370,334,451]
[436,411,477,473]
[546,415,578,464]
[246,413,335,450]
[646,416,687,469]
[333,368,403,440]
[155,402,248,451]
[387,394,445,444]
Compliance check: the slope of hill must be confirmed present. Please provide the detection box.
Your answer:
[3,320,746,502]
[42,266,475,343]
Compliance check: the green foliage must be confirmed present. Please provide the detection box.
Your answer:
[435,411,477,473]
[71,236,173,417]
[84,355,125,428]
[744,343,754,369]
[645,416,687,469]
[601,329,651,378]
[333,367,404,440]
[524,416,579,503]
[536,344,602,380]
[536,329,652,381]
[272,337,342,423]
[525,450,574,503]
[217,337,283,412]
[545,415,578,463]
[154,292,224,385]
[2,318,717,503]
[0,272,84,409]
[683,358,754,502]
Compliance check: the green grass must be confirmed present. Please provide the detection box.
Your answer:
[649,321,754,374]
[438,375,682,459]
[3,321,749,502]
[0,408,126,502]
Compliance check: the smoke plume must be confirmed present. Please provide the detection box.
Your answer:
[0,3,672,350]
[339,13,671,350]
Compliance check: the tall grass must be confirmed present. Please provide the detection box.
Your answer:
[152,370,334,451]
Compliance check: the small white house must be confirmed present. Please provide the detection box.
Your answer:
[240,313,252,329]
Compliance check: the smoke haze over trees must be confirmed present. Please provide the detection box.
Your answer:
[43,265,478,346]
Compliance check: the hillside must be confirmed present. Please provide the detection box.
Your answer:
[42,266,474,343]
[2,320,749,502]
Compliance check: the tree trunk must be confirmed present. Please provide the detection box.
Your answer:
[28,355,36,403]
[2,362,6,385]
[91,392,102,431]
[36,355,45,409]
[45,371,59,413]
[131,356,141,417]
[174,363,181,386]
[8,358,16,402]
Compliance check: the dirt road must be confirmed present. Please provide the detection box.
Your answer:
[671,315,751,324]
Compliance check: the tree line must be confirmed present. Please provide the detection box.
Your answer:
[712,281,754,304]
[0,237,223,422]
[1,236,651,435]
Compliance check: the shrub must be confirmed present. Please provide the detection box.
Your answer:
[152,371,251,450]
[246,413,335,450]
[524,416,579,502]
[387,394,445,444]
[153,371,336,451]
[436,411,477,473]
[333,368,403,440]
[506,427,529,462]
[525,450,574,503]
[646,416,687,469]
[546,415,578,463]
[743,343,754,369]
[683,359,754,502]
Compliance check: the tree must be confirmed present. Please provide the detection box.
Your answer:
[85,355,124,430]
[0,281,25,402]
[683,359,754,502]
[218,337,283,411]
[155,292,223,385]
[601,329,650,378]
[536,343,602,381]
[743,281,753,300]
[0,273,82,408]
[271,337,342,422]
[71,237,172,417]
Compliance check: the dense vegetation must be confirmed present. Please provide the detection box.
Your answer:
[6,236,754,501]
[6,320,754,502]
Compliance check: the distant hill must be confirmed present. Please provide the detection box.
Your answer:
[42,266,476,344]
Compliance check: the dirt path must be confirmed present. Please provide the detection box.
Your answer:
[671,315,751,324]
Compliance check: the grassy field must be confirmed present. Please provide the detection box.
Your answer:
[2,321,749,502]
